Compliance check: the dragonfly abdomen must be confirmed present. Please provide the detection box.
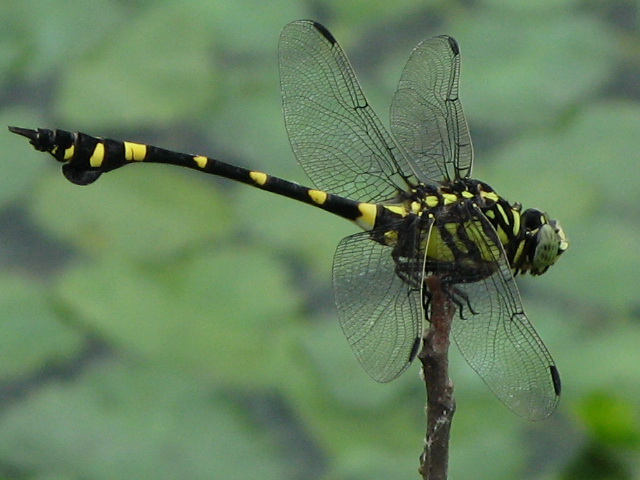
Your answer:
[8,126,385,228]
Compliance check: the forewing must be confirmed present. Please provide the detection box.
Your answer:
[333,228,425,382]
[449,205,560,420]
[390,35,473,183]
[279,20,418,203]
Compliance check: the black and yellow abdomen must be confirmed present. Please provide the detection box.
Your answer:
[8,126,386,230]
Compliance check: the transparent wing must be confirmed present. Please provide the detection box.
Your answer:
[333,225,428,382]
[279,20,418,203]
[390,35,473,183]
[446,205,560,420]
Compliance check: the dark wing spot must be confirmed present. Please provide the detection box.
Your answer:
[437,35,459,56]
[409,336,422,361]
[312,21,337,45]
[550,365,562,396]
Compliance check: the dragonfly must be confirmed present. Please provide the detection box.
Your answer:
[9,20,568,420]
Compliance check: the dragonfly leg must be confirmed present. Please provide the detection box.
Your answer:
[422,281,478,322]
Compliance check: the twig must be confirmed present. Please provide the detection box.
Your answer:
[418,276,456,480]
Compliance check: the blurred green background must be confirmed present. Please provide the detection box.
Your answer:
[1,0,639,479]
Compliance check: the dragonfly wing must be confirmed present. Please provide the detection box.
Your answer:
[447,204,560,420]
[279,20,418,203]
[333,225,427,382]
[390,35,473,183]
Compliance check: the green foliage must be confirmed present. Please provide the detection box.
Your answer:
[451,9,614,131]
[1,1,639,479]
[578,392,640,448]
[30,167,232,260]
[0,274,83,377]
[0,363,291,480]
[55,5,219,129]
[53,247,302,387]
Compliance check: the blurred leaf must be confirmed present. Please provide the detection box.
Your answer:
[487,101,640,213]
[562,441,632,480]
[322,0,433,31]
[204,91,293,178]
[562,324,640,401]
[577,391,640,447]
[0,362,290,479]
[553,101,640,207]
[449,420,524,480]
[0,16,25,85]
[53,245,301,387]
[325,448,418,480]
[29,166,231,261]
[481,0,582,10]
[55,3,217,128]
[282,326,425,460]
[207,0,308,51]
[2,0,124,80]
[485,131,593,223]
[451,11,615,131]
[0,107,48,206]
[0,274,82,377]
[549,217,638,310]
[233,185,354,276]
[298,318,415,409]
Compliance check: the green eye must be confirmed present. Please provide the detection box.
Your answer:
[533,223,562,271]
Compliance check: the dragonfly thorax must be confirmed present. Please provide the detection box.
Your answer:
[402,178,501,213]
[381,178,567,282]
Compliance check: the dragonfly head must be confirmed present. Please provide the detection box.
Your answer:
[517,208,568,276]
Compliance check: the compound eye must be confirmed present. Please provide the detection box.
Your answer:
[532,223,561,272]
[522,208,544,231]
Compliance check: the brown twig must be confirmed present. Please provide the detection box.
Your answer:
[418,276,456,480]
